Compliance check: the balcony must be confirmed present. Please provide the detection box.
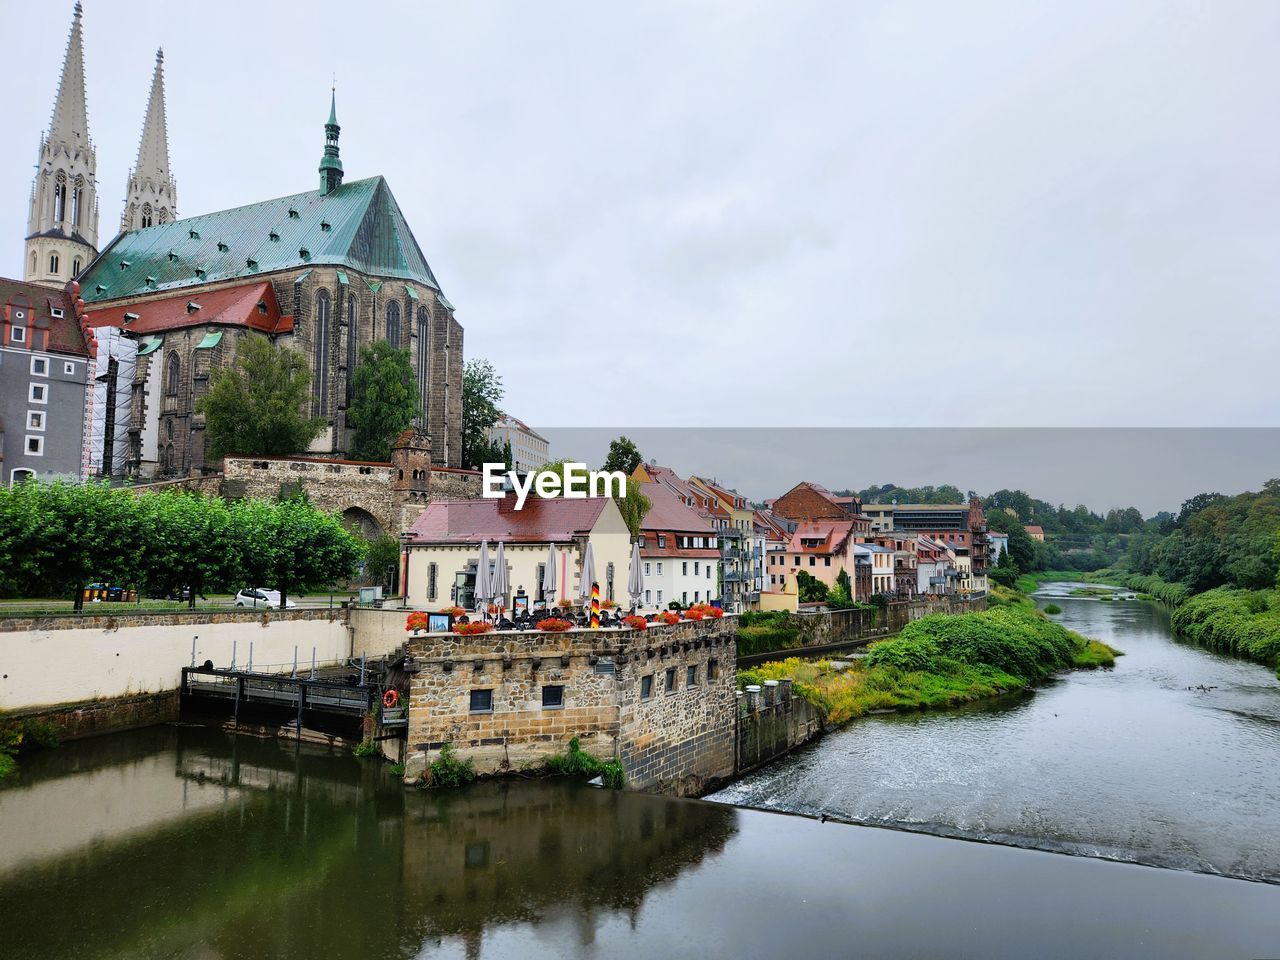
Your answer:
[722,569,745,582]
[722,547,742,561]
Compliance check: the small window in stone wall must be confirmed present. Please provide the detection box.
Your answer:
[708,659,719,681]
[469,689,493,713]
[686,665,698,687]
[542,685,564,709]
[664,667,677,694]
[640,675,653,700]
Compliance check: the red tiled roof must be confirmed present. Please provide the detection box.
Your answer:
[0,278,86,356]
[407,495,612,544]
[640,482,715,534]
[1025,525,1045,535]
[786,520,856,555]
[83,281,293,336]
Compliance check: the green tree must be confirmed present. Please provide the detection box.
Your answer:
[365,534,402,589]
[198,337,324,463]
[602,436,643,476]
[135,491,237,607]
[227,498,364,608]
[987,511,1038,572]
[461,358,506,470]
[795,570,829,604]
[347,342,420,461]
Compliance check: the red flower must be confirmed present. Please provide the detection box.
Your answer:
[453,621,494,635]
[656,611,680,626]
[536,618,574,632]
[405,611,430,633]
[623,615,648,631]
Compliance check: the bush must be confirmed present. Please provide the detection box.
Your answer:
[1171,588,1280,666]
[544,737,626,789]
[1043,603,1062,615]
[352,739,382,758]
[428,743,477,788]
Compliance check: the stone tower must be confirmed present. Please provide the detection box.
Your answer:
[25,3,99,287]
[392,428,433,529]
[120,49,178,233]
[318,90,344,196]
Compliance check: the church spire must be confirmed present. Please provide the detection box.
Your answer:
[48,2,91,154]
[25,2,99,285]
[121,47,178,232]
[318,88,344,196]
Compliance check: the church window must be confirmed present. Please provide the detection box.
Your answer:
[417,306,430,417]
[314,291,331,415]
[72,177,83,226]
[166,353,181,395]
[158,208,169,225]
[30,251,37,274]
[72,257,81,276]
[386,302,401,348]
[49,253,60,275]
[53,171,67,222]
[346,294,359,401]
[142,204,153,228]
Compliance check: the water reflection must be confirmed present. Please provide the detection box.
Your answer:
[0,727,735,960]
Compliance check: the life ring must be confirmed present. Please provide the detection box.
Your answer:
[382,689,400,709]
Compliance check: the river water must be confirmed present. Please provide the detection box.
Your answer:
[3,585,1280,958]
[711,582,1280,881]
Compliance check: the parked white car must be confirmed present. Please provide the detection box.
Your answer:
[234,588,296,609]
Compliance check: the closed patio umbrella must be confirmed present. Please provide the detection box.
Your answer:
[627,539,645,612]
[541,543,557,609]
[474,540,493,617]
[578,541,596,606]
[491,542,510,615]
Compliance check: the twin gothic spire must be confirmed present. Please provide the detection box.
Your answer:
[120,47,177,232]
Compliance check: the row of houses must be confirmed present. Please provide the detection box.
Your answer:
[401,465,993,615]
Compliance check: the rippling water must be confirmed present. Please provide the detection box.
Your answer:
[709,583,1280,881]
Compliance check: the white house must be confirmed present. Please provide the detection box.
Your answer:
[637,482,719,610]
[486,413,550,473]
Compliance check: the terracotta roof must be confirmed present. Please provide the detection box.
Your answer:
[786,520,856,555]
[0,278,86,356]
[640,482,716,534]
[83,281,293,335]
[1025,525,1045,535]
[407,495,612,544]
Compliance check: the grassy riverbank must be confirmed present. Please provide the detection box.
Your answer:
[1169,588,1280,675]
[740,605,1117,726]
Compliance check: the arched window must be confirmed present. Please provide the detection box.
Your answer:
[49,252,60,275]
[314,290,331,414]
[141,203,153,228]
[72,176,84,226]
[166,353,181,395]
[158,208,169,225]
[386,301,401,348]
[164,444,175,473]
[29,250,37,274]
[53,171,67,222]
[346,294,359,401]
[72,257,81,276]
[10,468,36,486]
[416,306,430,417]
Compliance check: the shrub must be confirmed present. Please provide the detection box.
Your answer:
[545,736,626,789]
[1171,588,1280,666]
[428,743,476,788]
[352,739,382,758]
[1044,603,1062,615]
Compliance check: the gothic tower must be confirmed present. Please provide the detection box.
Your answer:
[25,2,99,287]
[120,49,177,233]
[318,90,344,196]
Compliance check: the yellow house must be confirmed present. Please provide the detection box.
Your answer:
[403,495,632,611]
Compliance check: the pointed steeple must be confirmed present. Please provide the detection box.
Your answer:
[319,88,344,195]
[48,2,91,153]
[120,47,178,232]
[25,2,99,285]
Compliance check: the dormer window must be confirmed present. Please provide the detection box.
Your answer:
[246,258,258,271]
[188,229,200,239]
[288,208,299,219]
[120,261,131,270]
[123,312,140,324]
[299,248,310,259]
[186,301,202,314]
[50,307,64,319]
[268,231,280,242]
[194,268,206,279]
[95,284,107,294]
[168,251,178,261]
[217,241,229,252]
[145,276,157,288]
[320,221,331,232]
[257,300,268,315]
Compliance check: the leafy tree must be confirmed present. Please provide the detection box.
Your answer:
[135,491,236,607]
[347,342,420,462]
[795,570,829,604]
[365,534,402,589]
[836,568,853,597]
[461,358,506,470]
[198,337,324,463]
[602,436,643,476]
[986,511,1038,572]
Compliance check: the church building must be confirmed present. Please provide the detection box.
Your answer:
[14,4,463,481]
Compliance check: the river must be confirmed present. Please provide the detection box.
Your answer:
[711,582,1280,881]
[2,584,1279,958]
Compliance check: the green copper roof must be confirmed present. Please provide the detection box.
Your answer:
[195,330,223,349]
[81,176,443,303]
[138,336,163,355]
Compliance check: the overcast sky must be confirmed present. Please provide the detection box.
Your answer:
[5,0,1279,435]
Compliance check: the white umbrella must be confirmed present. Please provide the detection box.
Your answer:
[491,542,510,614]
[474,540,493,617]
[541,543,558,608]
[627,539,645,612]
[578,541,596,604]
